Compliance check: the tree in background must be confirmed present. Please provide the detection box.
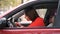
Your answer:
[0,0,22,11]
[0,0,22,7]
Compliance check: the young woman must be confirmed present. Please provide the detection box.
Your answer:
[24,7,45,27]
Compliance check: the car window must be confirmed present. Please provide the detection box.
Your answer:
[7,8,47,28]
[7,5,57,28]
[7,8,57,28]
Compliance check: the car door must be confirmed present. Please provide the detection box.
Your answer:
[0,0,60,34]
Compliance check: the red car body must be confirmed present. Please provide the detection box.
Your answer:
[0,29,60,34]
[0,0,60,34]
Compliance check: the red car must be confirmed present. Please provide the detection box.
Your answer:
[0,0,60,34]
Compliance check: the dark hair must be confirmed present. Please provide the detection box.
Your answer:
[44,9,57,26]
[24,7,39,21]
[49,9,57,18]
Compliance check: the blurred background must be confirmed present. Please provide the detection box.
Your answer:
[0,0,30,14]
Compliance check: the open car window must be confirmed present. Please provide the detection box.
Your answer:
[9,8,47,28]
[7,8,57,28]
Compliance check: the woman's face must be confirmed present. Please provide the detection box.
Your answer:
[24,14,31,21]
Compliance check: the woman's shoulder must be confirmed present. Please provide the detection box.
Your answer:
[28,17,44,27]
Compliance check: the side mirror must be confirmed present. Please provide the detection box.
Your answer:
[0,18,8,28]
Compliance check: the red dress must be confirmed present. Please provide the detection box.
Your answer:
[28,17,45,27]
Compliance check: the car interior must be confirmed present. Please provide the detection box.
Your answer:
[6,7,57,28]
